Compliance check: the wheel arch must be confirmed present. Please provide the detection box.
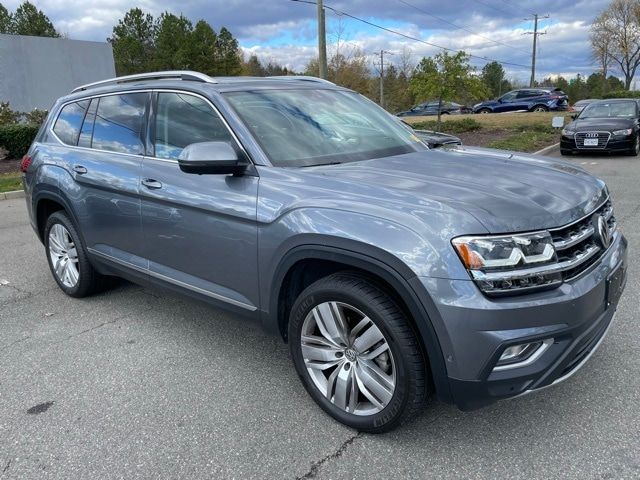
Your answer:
[33,188,80,243]
[266,244,453,403]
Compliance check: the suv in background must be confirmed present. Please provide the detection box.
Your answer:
[473,88,569,113]
[21,71,627,433]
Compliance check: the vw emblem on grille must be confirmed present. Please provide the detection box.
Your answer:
[593,214,611,249]
[585,132,599,137]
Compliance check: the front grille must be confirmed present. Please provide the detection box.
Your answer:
[575,131,611,149]
[550,200,616,280]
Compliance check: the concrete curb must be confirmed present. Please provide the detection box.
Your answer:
[0,190,25,201]
[534,143,560,156]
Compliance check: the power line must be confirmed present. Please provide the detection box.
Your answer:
[397,0,530,55]
[290,0,531,68]
[495,0,536,17]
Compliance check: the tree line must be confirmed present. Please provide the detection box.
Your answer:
[0,0,635,114]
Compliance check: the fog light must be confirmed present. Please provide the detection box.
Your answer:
[493,339,553,371]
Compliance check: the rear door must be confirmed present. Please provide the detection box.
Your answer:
[140,91,259,312]
[52,92,148,267]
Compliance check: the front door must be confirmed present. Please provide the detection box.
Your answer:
[140,91,259,312]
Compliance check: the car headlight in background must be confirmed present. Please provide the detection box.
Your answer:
[612,128,633,136]
[452,231,561,295]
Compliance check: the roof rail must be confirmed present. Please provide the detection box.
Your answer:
[71,70,216,93]
[267,75,336,86]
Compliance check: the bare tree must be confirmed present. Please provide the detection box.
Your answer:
[591,0,640,90]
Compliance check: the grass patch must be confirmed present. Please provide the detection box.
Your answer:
[0,172,22,193]
[487,129,557,152]
[411,117,482,133]
[404,112,566,152]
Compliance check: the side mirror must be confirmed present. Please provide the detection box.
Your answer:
[178,141,247,175]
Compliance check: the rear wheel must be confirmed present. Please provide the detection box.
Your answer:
[531,105,549,112]
[288,273,427,433]
[44,211,105,297]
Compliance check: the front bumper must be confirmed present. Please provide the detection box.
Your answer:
[561,134,635,153]
[416,231,628,410]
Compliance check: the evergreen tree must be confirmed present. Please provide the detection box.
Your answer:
[190,20,218,76]
[108,8,155,75]
[10,1,58,37]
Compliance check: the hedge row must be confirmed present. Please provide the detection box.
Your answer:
[602,90,640,99]
[411,118,483,134]
[0,124,40,159]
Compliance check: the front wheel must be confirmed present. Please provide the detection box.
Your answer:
[626,136,640,156]
[531,105,549,112]
[477,108,492,114]
[288,273,427,433]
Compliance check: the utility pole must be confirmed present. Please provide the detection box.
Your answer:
[375,50,392,109]
[525,14,548,87]
[317,0,328,79]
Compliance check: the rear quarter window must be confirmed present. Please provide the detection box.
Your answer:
[53,100,89,145]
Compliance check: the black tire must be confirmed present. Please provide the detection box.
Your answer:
[531,105,549,112]
[288,273,427,433]
[477,108,492,114]
[626,136,640,156]
[560,149,573,156]
[44,211,105,297]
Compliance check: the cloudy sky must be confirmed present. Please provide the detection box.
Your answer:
[3,0,614,82]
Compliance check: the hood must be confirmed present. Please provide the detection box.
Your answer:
[567,117,635,132]
[312,149,606,233]
[476,99,499,108]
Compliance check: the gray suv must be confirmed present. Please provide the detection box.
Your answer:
[22,71,627,432]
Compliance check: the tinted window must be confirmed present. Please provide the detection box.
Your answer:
[154,92,233,159]
[53,100,89,145]
[78,98,97,148]
[92,93,147,154]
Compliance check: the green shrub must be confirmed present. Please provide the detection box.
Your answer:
[411,117,482,133]
[602,90,640,99]
[0,124,40,159]
[0,102,22,125]
[24,108,49,125]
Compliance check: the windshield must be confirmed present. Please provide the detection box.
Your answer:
[224,89,426,167]
[579,101,637,119]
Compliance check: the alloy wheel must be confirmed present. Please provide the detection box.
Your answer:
[300,301,396,416]
[48,223,80,288]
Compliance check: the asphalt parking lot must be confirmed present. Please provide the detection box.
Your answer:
[1,150,639,479]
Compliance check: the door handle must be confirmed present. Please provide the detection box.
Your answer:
[142,178,163,189]
[73,165,87,175]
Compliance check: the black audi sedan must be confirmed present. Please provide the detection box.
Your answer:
[561,99,640,156]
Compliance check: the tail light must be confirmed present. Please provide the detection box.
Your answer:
[20,155,32,173]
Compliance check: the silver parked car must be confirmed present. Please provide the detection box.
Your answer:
[21,71,627,432]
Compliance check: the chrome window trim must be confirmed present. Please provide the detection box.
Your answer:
[87,248,256,311]
[48,88,253,165]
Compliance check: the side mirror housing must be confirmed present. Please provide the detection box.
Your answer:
[178,142,247,175]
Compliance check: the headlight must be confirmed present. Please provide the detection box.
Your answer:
[612,128,633,136]
[561,128,573,136]
[452,231,561,295]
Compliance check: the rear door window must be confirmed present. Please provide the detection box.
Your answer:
[53,100,89,145]
[153,92,233,160]
[92,93,148,154]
